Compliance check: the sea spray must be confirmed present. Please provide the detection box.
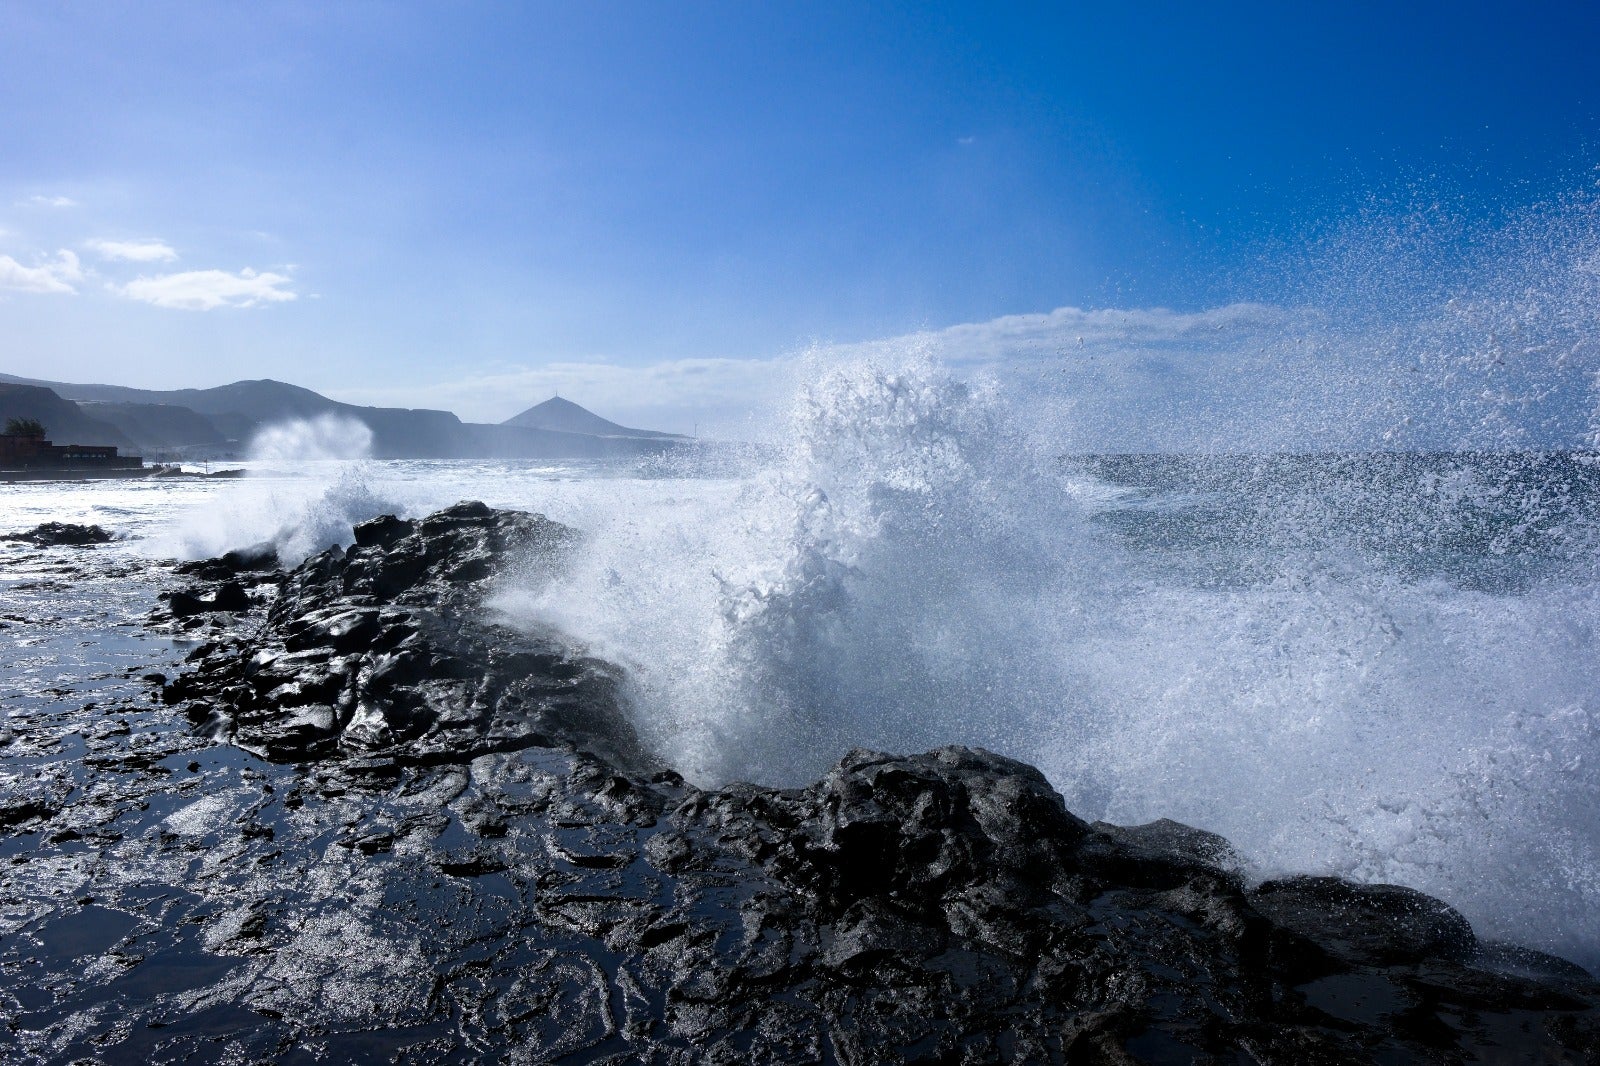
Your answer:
[117,184,1600,968]
[495,356,1116,782]
[147,464,402,564]
[147,414,400,564]
[982,188,1600,456]
[495,364,1600,968]
[1052,538,1600,963]
[247,413,375,462]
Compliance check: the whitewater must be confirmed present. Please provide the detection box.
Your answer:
[4,414,1598,982]
[5,186,1600,978]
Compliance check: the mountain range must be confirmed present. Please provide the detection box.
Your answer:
[0,373,688,461]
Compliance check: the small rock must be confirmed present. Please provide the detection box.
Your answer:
[1,522,114,546]
[167,591,209,618]
[210,582,252,613]
[1249,875,1478,967]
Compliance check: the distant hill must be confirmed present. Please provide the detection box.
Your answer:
[0,384,135,451]
[0,373,462,458]
[504,396,686,440]
[0,374,337,420]
[0,373,687,461]
[77,400,227,450]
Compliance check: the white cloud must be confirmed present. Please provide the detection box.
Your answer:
[17,194,77,208]
[117,267,296,310]
[0,250,83,294]
[87,237,178,263]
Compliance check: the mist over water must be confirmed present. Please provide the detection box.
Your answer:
[149,415,394,563]
[1010,184,1600,455]
[153,465,401,565]
[101,183,1600,967]
[247,414,375,462]
[488,184,1600,967]
[500,363,1109,781]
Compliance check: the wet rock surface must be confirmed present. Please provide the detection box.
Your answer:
[2,521,115,546]
[3,503,1598,1064]
[161,501,648,771]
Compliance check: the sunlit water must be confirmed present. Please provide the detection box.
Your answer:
[5,410,1599,971]
[5,182,1600,971]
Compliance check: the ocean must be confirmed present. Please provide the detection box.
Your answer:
[5,363,1599,985]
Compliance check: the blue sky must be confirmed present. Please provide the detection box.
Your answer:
[1,2,1596,435]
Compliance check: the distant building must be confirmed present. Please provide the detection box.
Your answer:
[0,430,142,470]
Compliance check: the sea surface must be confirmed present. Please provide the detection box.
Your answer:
[4,386,1600,977]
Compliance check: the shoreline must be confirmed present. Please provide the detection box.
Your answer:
[0,464,244,483]
[2,508,1597,1061]
[1,465,162,483]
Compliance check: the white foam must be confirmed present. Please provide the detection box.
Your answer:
[247,414,374,462]
[146,463,403,564]
[491,348,1600,969]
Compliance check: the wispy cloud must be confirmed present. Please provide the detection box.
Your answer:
[834,302,1296,366]
[86,237,178,263]
[16,194,77,209]
[117,267,296,310]
[0,250,83,294]
[330,298,1500,450]
[325,303,1298,435]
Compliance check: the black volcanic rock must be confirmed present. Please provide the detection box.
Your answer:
[164,501,649,770]
[172,541,279,580]
[165,580,252,617]
[1249,875,1479,966]
[147,502,1600,1063]
[2,521,115,546]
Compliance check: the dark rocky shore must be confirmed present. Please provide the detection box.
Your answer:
[0,520,115,546]
[3,505,1599,1064]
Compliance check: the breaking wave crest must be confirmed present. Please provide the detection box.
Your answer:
[248,414,374,462]
[132,181,1600,968]
[150,464,400,565]
[497,363,1600,970]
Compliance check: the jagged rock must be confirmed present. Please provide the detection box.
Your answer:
[146,503,1600,1062]
[209,580,252,612]
[165,580,252,617]
[2,521,114,546]
[1249,875,1478,967]
[172,541,279,580]
[165,501,648,770]
[166,590,207,617]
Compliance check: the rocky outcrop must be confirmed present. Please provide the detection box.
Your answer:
[1,521,115,546]
[161,501,648,770]
[144,502,1600,1063]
